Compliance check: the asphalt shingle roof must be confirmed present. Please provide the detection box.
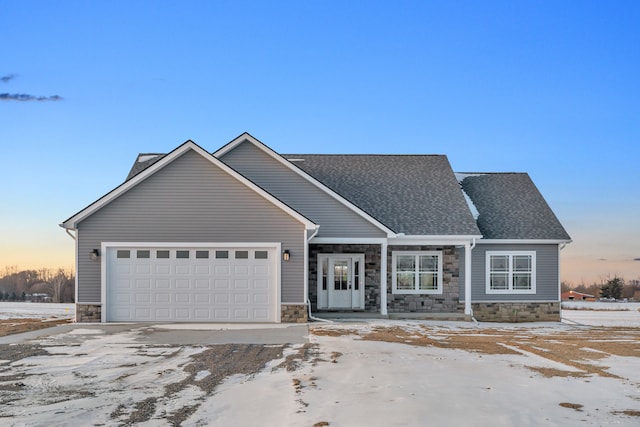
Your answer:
[284,154,481,236]
[459,173,571,240]
[123,147,570,241]
[126,154,165,181]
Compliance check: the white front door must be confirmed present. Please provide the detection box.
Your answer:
[318,254,365,309]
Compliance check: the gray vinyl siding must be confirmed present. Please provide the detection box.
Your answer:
[220,141,387,238]
[76,149,306,304]
[463,243,560,302]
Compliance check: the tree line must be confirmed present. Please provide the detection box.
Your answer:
[562,276,640,301]
[0,266,75,303]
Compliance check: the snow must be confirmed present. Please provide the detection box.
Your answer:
[0,303,639,426]
[0,302,75,320]
[562,301,640,327]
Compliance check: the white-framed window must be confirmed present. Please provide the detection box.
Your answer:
[392,251,443,294]
[486,251,536,294]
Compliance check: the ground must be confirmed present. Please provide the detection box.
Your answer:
[0,303,639,426]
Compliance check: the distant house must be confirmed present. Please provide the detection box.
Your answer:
[61,133,571,323]
[561,290,595,301]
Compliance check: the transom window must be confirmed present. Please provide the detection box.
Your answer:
[486,251,536,294]
[392,251,442,294]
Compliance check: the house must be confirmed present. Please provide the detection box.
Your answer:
[561,290,595,301]
[61,133,571,323]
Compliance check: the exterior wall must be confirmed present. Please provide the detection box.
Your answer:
[308,244,462,314]
[76,303,101,322]
[468,243,560,302]
[386,245,462,313]
[281,304,308,323]
[76,149,306,305]
[308,244,382,312]
[219,140,387,239]
[472,302,561,322]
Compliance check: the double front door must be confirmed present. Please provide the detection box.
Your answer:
[317,254,365,310]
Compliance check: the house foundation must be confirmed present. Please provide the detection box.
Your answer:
[472,302,561,322]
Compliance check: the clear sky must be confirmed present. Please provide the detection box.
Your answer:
[1,1,638,285]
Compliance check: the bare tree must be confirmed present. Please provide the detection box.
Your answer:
[38,268,74,303]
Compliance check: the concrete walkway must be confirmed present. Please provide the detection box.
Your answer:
[0,323,310,346]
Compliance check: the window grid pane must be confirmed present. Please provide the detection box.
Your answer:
[419,273,437,290]
[490,273,509,290]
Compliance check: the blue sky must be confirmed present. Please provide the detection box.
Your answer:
[1,0,638,284]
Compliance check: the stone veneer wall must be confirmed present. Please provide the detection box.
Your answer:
[472,302,561,322]
[308,244,382,312]
[309,244,462,314]
[76,304,101,322]
[386,245,462,314]
[281,304,308,323]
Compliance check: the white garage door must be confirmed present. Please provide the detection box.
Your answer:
[106,246,278,322]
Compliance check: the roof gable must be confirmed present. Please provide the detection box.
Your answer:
[215,133,396,237]
[61,141,317,230]
[459,173,571,241]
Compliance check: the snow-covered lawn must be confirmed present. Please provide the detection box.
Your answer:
[0,302,75,320]
[0,303,638,426]
[562,301,640,327]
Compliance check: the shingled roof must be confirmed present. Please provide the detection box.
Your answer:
[126,153,165,181]
[284,154,481,236]
[458,173,571,240]
[123,145,570,241]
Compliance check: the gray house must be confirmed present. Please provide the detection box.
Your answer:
[61,133,571,323]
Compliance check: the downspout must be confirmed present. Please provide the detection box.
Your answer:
[61,226,78,323]
[64,228,76,240]
[380,240,388,316]
[464,237,476,319]
[305,226,331,322]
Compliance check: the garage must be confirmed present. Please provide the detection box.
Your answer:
[105,245,279,322]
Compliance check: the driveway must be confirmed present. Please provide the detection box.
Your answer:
[0,322,309,346]
[1,320,639,426]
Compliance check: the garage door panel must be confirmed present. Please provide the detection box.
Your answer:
[195,265,210,275]
[155,264,171,275]
[176,279,190,289]
[155,293,170,304]
[175,293,190,303]
[156,279,170,289]
[107,246,278,322]
[214,279,229,289]
[154,308,171,320]
[175,265,189,275]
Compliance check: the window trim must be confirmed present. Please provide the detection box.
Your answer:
[391,251,443,295]
[485,251,536,294]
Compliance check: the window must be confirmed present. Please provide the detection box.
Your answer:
[255,251,268,259]
[195,250,209,259]
[215,250,229,259]
[136,250,150,259]
[176,250,190,259]
[235,250,249,259]
[156,250,170,259]
[392,251,442,294]
[486,251,536,294]
[116,250,130,259]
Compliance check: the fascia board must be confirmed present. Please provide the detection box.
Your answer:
[214,133,396,237]
[62,140,317,231]
[476,239,573,245]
